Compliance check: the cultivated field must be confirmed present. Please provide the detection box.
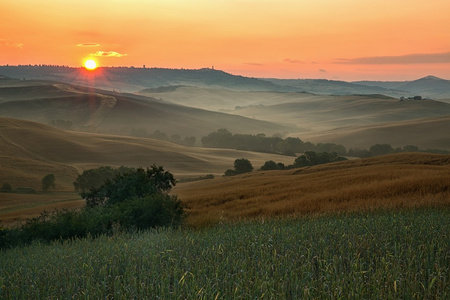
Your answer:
[174,153,450,227]
[1,209,449,298]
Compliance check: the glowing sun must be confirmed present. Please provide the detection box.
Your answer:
[84,59,98,70]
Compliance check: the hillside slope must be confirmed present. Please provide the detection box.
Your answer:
[0,81,295,137]
[174,152,450,227]
[301,115,450,150]
[0,117,295,190]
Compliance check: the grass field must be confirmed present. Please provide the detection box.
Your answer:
[174,153,450,227]
[0,192,83,226]
[1,209,449,298]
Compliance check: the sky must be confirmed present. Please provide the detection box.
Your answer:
[1,0,450,81]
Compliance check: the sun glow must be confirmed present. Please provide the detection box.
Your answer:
[84,59,98,70]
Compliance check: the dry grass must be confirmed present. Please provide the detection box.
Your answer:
[174,153,450,227]
[0,117,294,187]
[0,192,84,226]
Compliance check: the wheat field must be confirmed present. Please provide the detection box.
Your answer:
[174,153,450,227]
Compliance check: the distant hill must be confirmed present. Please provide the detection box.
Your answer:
[301,115,450,150]
[0,66,284,93]
[1,66,449,99]
[0,79,295,138]
[353,76,450,99]
[263,78,405,97]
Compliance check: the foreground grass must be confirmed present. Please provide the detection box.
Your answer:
[1,209,449,299]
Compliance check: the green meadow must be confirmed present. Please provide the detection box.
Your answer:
[1,209,449,299]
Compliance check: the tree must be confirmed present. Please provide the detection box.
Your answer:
[260,160,284,171]
[73,166,134,194]
[234,158,253,174]
[224,158,254,176]
[41,174,55,191]
[83,165,176,207]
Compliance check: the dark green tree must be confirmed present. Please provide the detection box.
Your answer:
[83,165,176,207]
[234,158,253,174]
[260,160,285,171]
[41,174,55,191]
[73,166,134,194]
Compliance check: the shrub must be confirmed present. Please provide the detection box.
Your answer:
[0,183,12,192]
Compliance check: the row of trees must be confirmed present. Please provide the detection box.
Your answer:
[202,129,449,158]
[0,174,55,193]
[202,129,336,156]
[224,151,348,176]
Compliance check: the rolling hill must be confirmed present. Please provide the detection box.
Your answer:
[0,117,296,191]
[174,152,450,227]
[354,76,450,99]
[0,79,295,138]
[300,115,450,150]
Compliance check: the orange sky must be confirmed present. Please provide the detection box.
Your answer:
[1,0,449,80]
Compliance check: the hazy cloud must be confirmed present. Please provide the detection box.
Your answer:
[319,69,327,73]
[284,58,305,64]
[91,51,127,57]
[77,43,100,47]
[244,62,264,66]
[335,52,450,64]
[0,38,23,48]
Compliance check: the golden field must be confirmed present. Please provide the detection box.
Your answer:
[174,153,450,227]
[1,117,449,228]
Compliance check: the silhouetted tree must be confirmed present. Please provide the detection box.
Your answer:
[260,160,285,171]
[83,165,176,207]
[234,158,254,174]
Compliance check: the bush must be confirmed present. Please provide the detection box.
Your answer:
[292,151,347,168]
[260,160,285,171]
[0,183,12,192]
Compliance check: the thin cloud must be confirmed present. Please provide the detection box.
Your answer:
[335,52,450,65]
[244,62,264,66]
[284,58,305,64]
[319,69,327,73]
[77,43,100,47]
[91,51,127,57]
[0,39,23,48]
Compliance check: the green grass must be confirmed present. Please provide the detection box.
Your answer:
[1,209,449,299]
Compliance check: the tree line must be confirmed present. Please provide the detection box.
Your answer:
[225,151,348,176]
[202,129,449,158]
